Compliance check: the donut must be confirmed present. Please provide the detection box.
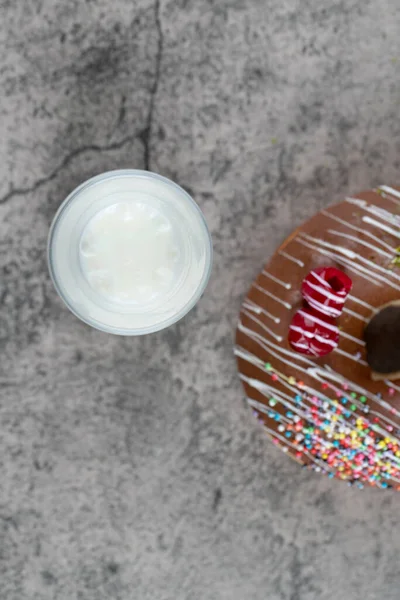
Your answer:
[235,185,400,489]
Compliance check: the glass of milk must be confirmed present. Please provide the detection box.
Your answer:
[48,170,213,335]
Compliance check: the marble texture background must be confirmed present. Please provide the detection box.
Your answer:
[1,0,400,598]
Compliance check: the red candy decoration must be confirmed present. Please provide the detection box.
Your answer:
[288,307,339,357]
[301,266,352,318]
[287,265,352,357]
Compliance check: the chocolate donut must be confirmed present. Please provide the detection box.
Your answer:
[235,185,400,489]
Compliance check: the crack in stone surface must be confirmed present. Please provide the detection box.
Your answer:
[142,0,164,171]
[0,135,135,206]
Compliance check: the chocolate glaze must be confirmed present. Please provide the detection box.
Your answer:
[235,186,400,489]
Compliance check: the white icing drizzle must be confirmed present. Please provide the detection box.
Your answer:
[234,346,265,370]
[247,396,270,414]
[276,249,376,316]
[291,342,314,352]
[295,237,381,286]
[377,190,400,207]
[242,309,283,342]
[312,271,330,288]
[263,426,312,457]
[295,236,400,291]
[357,256,400,283]
[312,366,400,418]
[302,292,342,317]
[278,250,304,267]
[237,322,312,375]
[342,307,368,322]
[253,282,292,310]
[261,270,291,290]
[346,196,400,229]
[240,375,294,405]
[301,232,355,259]
[333,347,368,367]
[297,309,338,333]
[306,367,365,412]
[315,302,341,319]
[238,320,400,425]
[237,323,316,368]
[379,185,400,202]
[248,389,339,453]
[347,295,373,311]
[321,209,395,253]
[315,335,337,348]
[242,369,400,485]
[242,298,280,324]
[340,330,365,346]
[278,376,338,425]
[384,380,400,393]
[327,229,393,260]
[301,232,400,285]
[238,327,363,427]
[368,409,400,435]
[363,216,400,240]
[305,279,346,303]
[242,377,310,423]
[239,313,386,417]
[289,325,314,338]
[236,347,317,421]
[237,341,400,453]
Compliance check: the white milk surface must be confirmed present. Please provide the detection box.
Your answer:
[48,170,212,335]
[80,201,180,305]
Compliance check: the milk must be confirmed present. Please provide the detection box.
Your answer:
[48,170,212,335]
[80,201,180,304]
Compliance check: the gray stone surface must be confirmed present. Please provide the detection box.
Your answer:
[1,0,400,598]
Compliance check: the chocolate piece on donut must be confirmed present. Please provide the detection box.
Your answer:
[235,185,400,490]
[364,302,400,379]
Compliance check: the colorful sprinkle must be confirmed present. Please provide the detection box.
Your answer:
[246,340,400,488]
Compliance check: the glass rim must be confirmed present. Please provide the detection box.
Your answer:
[47,169,213,335]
